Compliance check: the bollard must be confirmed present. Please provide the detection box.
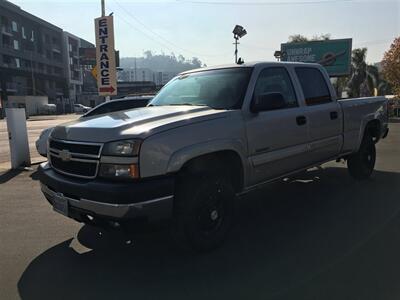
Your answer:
[5,108,31,169]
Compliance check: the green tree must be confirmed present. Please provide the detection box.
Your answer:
[287,33,331,43]
[347,48,367,97]
[382,37,400,97]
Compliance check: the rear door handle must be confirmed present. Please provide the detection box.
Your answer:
[296,116,307,126]
[330,111,338,120]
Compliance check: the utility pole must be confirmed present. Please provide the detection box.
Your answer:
[30,52,36,95]
[134,57,137,81]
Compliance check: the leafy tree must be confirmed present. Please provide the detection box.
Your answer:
[288,33,331,43]
[382,37,400,97]
[288,34,309,43]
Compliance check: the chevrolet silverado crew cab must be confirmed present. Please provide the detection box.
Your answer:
[38,62,389,251]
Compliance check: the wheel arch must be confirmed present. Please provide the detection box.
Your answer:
[356,117,382,151]
[168,143,246,193]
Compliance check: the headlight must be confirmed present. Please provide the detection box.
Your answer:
[40,127,53,139]
[99,164,139,179]
[102,139,142,156]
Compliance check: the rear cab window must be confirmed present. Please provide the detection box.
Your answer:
[295,67,332,106]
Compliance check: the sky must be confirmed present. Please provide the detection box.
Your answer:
[11,0,400,66]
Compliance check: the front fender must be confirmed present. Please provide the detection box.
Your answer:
[166,139,248,178]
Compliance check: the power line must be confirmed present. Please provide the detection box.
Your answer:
[106,4,178,53]
[111,0,230,57]
[175,0,354,6]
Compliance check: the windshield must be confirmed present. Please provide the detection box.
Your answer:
[149,68,252,109]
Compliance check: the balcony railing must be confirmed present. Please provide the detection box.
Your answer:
[1,25,13,36]
[52,44,62,53]
[55,88,64,95]
[2,43,13,50]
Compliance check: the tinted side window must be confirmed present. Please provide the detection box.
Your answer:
[295,67,332,105]
[254,67,298,109]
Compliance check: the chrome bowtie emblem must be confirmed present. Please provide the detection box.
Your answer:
[59,149,72,162]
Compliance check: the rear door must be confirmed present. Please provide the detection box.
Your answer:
[294,67,343,163]
[245,66,311,185]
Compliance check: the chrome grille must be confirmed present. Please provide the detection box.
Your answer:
[48,138,103,179]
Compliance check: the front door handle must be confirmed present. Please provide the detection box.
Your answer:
[330,111,338,120]
[296,116,307,126]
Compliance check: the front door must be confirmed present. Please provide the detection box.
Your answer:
[246,67,311,185]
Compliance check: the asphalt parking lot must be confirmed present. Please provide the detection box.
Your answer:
[0,122,399,300]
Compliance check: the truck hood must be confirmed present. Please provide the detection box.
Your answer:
[51,105,229,142]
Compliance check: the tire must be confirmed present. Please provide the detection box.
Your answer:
[347,134,376,180]
[172,173,236,252]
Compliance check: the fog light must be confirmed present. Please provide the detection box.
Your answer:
[99,164,139,179]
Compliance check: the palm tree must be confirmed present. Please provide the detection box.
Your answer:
[348,48,368,97]
[347,48,385,97]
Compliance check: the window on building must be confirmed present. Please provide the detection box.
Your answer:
[31,30,35,42]
[69,57,73,65]
[15,58,20,68]
[11,21,18,32]
[22,27,26,39]
[3,55,12,66]
[13,40,19,50]
[23,59,31,68]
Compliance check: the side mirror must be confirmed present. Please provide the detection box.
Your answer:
[251,92,286,113]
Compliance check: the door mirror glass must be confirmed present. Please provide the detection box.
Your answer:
[251,92,286,112]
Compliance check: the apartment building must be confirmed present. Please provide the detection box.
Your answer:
[63,32,95,102]
[0,0,66,105]
[0,0,97,113]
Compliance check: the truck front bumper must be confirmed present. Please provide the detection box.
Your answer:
[38,162,175,224]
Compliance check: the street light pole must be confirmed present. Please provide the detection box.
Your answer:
[101,0,105,17]
[234,35,239,64]
[232,25,247,65]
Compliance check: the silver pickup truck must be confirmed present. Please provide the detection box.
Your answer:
[38,62,389,251]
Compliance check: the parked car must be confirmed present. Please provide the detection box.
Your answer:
[38,62,389,251]
[40,103,57,115]
[82,95,153,117]
[73,103,91,114]
[35,96,153,157]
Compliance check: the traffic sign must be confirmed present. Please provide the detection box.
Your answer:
[281,38,352,77]
[91,66,97,79]
[95,15,117,96]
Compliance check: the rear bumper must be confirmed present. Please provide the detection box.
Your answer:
[38,162,175,223]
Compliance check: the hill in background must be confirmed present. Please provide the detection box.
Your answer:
[120,51,205,73]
